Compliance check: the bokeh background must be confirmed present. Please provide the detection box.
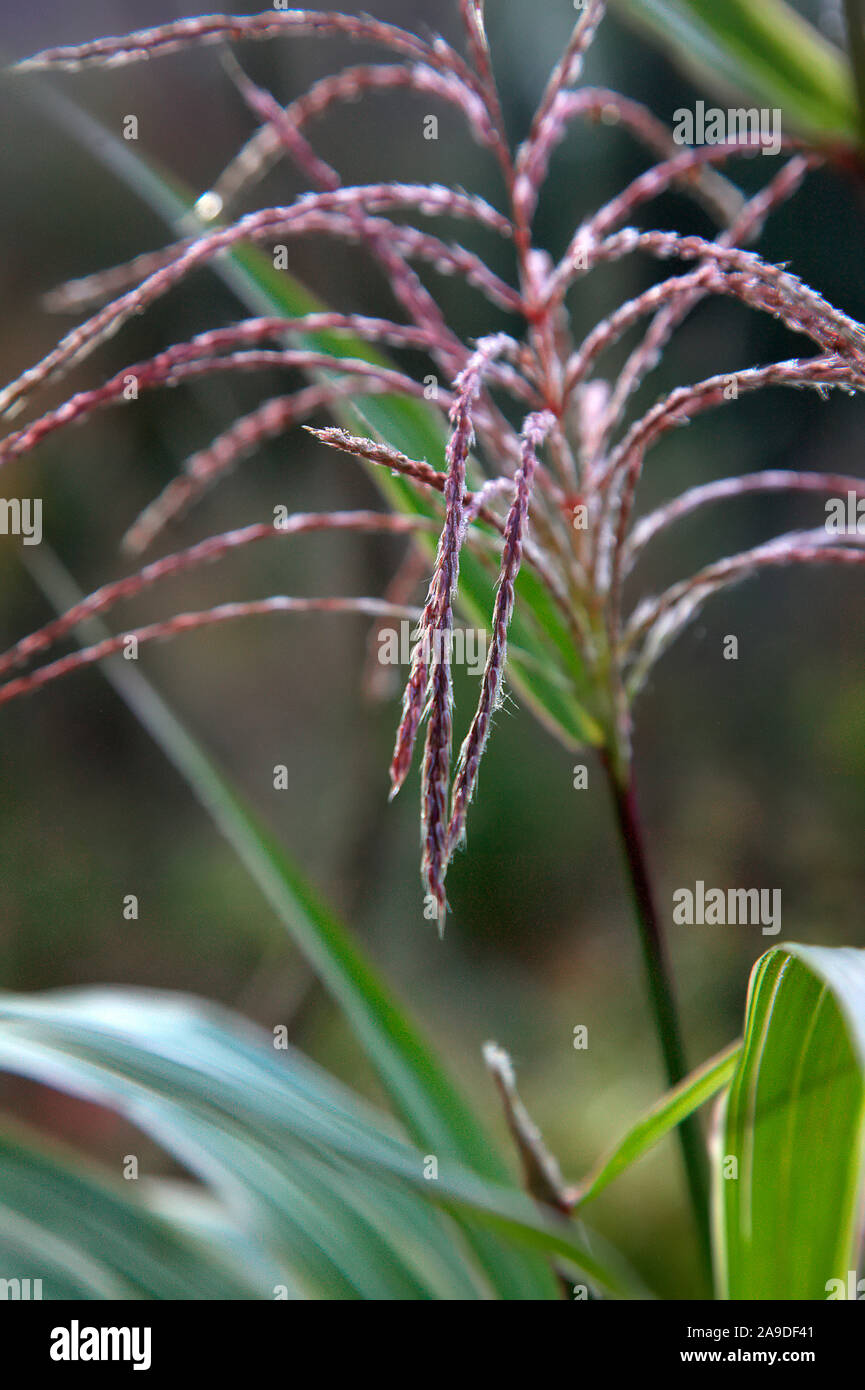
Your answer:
[1,0,864,1298]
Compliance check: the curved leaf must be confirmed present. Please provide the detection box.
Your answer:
[613,0,858,140]
[714,943,865,1300]
[576,1041,740,1210]
[0,987,649,1299]
[0,1124,263,1299]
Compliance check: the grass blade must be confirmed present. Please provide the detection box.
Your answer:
[0,1123,263,1299]
[714,942,865,1299]
[613,0,858,140]
[575,1041,740,1210]
[0,986,649,1298]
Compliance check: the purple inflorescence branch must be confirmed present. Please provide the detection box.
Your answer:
[5,2,865,924]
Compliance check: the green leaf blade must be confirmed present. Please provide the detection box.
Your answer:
[715,943,865,1300]
[0,988,647,1299]
[577,1042,740,1210]
[614,0,858,140]
[0,1124,264,1300]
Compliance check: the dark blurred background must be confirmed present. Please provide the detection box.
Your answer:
[1,0,863,1297]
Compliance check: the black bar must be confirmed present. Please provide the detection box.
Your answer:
[2,1298,860,1375]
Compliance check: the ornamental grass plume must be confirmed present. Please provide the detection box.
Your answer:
[5,6,865,1229]
[6,0,865,878]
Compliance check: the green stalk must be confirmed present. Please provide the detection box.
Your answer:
[601,749,712,1286]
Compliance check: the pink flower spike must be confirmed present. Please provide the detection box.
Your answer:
[211,61,502,214]
[0,317,460,473]
[221,51,341,193]
[530,1,606,135]
[14,12,471,78]
[446,411,555,863]
[0,185,512,421]
[389,333,518,802]
[515,88,743,232]
[122,375,444,554]
[625,531,865,692]
[624,470,865,573]
[597,157,816,445]
[0,597,424,710]
[0,512,437,680]
[457,0,510,176]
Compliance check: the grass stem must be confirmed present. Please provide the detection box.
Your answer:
[602,750,712,1287]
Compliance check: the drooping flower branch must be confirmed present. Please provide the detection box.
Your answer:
[446,411,555,872]
[0,596,427,709]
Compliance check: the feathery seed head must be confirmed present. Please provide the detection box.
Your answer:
[5,3,865,928]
